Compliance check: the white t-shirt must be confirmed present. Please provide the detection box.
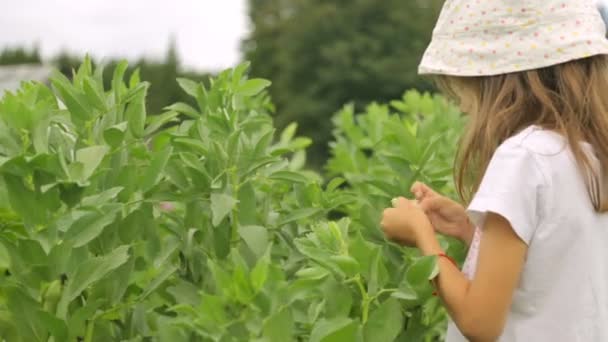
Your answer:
[446,125,608,342]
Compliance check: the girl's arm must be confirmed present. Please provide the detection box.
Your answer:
[418,212,527,342]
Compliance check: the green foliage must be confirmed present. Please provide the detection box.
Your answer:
[52,44,212,120]
[244,0,444,167]
[0,58,464,341]
[1,43,212,119]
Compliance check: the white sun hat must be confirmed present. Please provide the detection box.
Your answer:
[419,0,608,76]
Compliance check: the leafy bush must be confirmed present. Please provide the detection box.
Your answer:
[0,58,464,341]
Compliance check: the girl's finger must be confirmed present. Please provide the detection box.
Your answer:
[419,196,443,212]
[410,181,434,200]
[428,212,442,230]
[396,197,410,207]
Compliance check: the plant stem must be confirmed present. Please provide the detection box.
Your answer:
[230,167,240,243]
[354,275,371,324]
[374,288,397,298]
[362,298,370,324]
[84,319,95,342]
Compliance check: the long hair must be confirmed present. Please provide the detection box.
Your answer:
[437,55,608,212]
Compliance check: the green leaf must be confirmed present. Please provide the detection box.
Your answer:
[349,232,376,279]
[58,245,130,318]
[263,308,293,342]
[237,78,271,96]
[50,72,91,122]
[295,266,329,280]
[268,170,309,184]
[82,77,106,111]
[176,78,199,97]
[37,310,68,342]
[368,248,389,296]
[310,317,360,342]
[140,145,173,192]
[364,298,404,342]
[3,174,48,225]
[0,120,20,156]
[124,83,148,138]
[238,225,268,258]
[253,129,274,157]
[3,285,48,342]
[210,193,238,226]
[237,181,257,225]
[140,264,179,299]
[144,111,179,136]
[32,117,50,154]
[0,309,19,341]
[103,122,128,147]
[226,129,242,163]
[406,255,439,285]
[166,280,200,306]
[80,187,124,207]
[93,256,134,305]
[329,255,359,277]
[112,61,128,104]
[197,293,227,325]
[391,286,418,301]
[165,102,199,118]
[129,68,141,87]
[323,279,353,319]
[74,145,109,181]
[207,259,233,296]
[10,239,48,268]
[250,247,270,292]
[294,239,344,279]
[64,207,120,247]
[233,262,253,304]
[326,177,346,191]
[173,138,208,154]
[122,82,148,104]
[277,207,322,226]
[157,323,191,342]
[232,61,251,88]
[66,299,104,339]
[280,122,298,145]
[213,222,232,259]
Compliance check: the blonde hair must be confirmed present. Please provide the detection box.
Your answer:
[437,55,608,212]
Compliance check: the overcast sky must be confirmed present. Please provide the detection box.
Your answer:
[0,0,249,72]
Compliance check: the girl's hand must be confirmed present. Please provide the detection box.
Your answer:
[381,197,434,247]
[411,182,475,246]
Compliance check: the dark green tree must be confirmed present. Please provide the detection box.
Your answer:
[0,46,41,65]
[244,0,443,167]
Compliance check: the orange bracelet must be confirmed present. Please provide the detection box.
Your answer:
[438,252,458,267]
[432,252,457,297]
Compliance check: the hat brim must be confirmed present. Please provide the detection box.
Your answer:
[419,3,608,76]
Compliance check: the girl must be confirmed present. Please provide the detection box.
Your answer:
[381,1,608,341]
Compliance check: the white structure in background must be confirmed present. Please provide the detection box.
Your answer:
[0,64,54,95]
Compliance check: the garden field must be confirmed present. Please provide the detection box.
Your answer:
[0,59,465,341]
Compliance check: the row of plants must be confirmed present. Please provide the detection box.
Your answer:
[0,58,465,341]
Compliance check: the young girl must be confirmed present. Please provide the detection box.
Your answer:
[381,1,608,341]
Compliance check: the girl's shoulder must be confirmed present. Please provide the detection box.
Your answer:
[502,125,568,156]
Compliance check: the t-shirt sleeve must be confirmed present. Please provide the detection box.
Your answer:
[467,141,547,245]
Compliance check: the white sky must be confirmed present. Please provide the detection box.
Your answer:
[0,0,249,72]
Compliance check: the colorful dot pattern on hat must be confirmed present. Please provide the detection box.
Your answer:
[419,0,608,76]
